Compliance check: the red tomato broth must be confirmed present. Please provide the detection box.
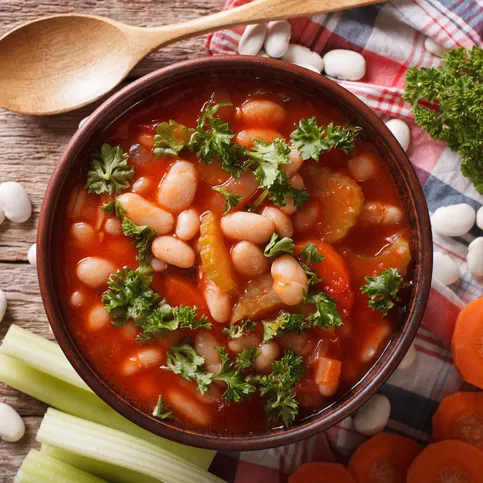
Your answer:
[57,76,413,434]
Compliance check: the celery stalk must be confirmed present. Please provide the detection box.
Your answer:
[37,409,224,483]
[0,324,90,391]
[40,444,159,483]
[15,449,106,483]
[0,354,215,470]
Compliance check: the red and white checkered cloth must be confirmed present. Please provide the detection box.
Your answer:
[205,1,483,481]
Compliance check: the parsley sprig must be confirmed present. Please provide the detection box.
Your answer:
[100,200,126,219]
[212,186,242,214]
[152,396,173,420]
[299,242,324,265]
[303,290,343,328]
[122,217,157,264]
[222,319,257,339]
[264,233,295,258]
[263,312,305,342]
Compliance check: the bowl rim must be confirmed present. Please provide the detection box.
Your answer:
[37,55,432,451]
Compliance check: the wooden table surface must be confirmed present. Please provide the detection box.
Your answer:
[0,1,224,480]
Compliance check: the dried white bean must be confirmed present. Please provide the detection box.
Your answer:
[397,344,416,371]
[78,116,89,129]
[433,251,460,285]
[467,237,483,277]
[255,342,280,373]
[76,257,116,288]
[477,207,483,230]
[354,394,391,436]
[323,49,366,81]
[264,20,291,58]
[70,291,84,308]
[0,182,32,223]
[262,207,293,237]
[238,24,267,56]
[176,209,200,241]
[282,44,324,72]
[27,243,36,267]
[432,204,476,237]
[424,37,449,57]
[151,236,195,268]
[0,289,6,322]
[87,303,110,330]
[149,257,167,273]
[293,63,321,73]
[348,154,379,181]
[0,207,5,225]
[221,212,275,244]
[0,403,25,442]
[385,119,411,151]
[231,241,269,277]
[203,280,232,323]
[271,254,308,305]
[104,218,123,237]
[122,347,164,376]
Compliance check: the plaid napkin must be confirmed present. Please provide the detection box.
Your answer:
[205,1,483,481]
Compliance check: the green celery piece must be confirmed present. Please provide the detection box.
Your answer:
[40,445,158,483]
[0,354,214,470]
[0,324,90,391]
[15,449,106,483]
[37,409,224,483]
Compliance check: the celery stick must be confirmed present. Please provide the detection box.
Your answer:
[37,409,224,483]
[0,354,215,470]
[41,444,159,483]
[15,449,106,483]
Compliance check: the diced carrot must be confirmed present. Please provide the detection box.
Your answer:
[289,462,356,483]
[164,274,210,319]
[348,433,421,483]
[315,357,341,385]
[407,440,483,483]
[452,298,483,390]
[432,392,483,451]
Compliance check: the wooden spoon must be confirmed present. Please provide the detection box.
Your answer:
[0,0,381,115]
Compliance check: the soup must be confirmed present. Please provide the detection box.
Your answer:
[58,76,412,434]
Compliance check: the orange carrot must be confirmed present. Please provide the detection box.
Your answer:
[315,357,341,385]
[452,297,483,390]
[164,274,210,319]
[348,433,421,483]
[407,440,483,483]
[432,392,483,451]
[289,462,356,483]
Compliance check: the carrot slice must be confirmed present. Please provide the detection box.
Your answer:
[452,298,483,390]
[289,462,356,483]
[407,440,483,483]
[348,432,421,483]
[164,274,210,319]
[432,392,483,451]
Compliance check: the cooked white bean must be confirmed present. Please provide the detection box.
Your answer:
[317,379,339,397]
[87,303,110,330]
[196,383,223,404]
[104,217,123,236]
[117,192,174,234]
[0,182,32,223]
[0,289,6,322]
[397,344,416,371]
[192,237,202,255]
[238,23,267,56]
[385,119,411,151]
[0,206,5,225]
[27,243,36,267]
[151,236,195,268]
[70,291,84,308]
[76,257,116,288]
[221,212,275,244]
[262,207,293,237]
[236,128,282,148]
[477,207,483,229]
[149,257,167,272]
[120,322,138,341]
[264,20,291,58]
[271,255,308,305]
[281,149,304,177]
[166,388,212,427]
[255,342,280,373]
[278,331,312,356]
[70,222,97,248]
[194,331,222,373]
[281,174,305,215]
[0,403,25,442]
[293,201,320,233]
[433,251,460,286]
[424,37,448,57]
[231,241,269,277]
[432,204,476,237]
[282,44,324,72]
[347,154,379,181]
[228,333,262,354]
[360,201,403,226]
[157,160,198,213]
[78,116,89,129]
[203,280,232,324]
[122,347,164,376]
[132,176,152,195]
[468,237,483,277]
[240,100,287,129]
[354,394,391,436]
[323,49,366,81]
[176,209,200,241]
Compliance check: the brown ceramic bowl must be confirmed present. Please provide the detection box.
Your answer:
[38,56,432,451]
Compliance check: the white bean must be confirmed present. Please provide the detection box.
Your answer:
[385,119,411,151]
[271,255,308,305]
[70,291,84,308]
[282,44,324,72]
[293,201,320,233]
[353,394,391,436]
[262,207,293,237]
[432,204,476,237]
[176,209,200,241]
[360,201,403,226]
[122,347,164,376]
[477,206,483,230]
[157,161,198,213]
[70,222,97,248]
[221,212,275,244]
[132,176,152,195]
[151,236,195,268]
[424,37,449,57]
[293,63,321,73]
[78,116,89,129]
[87,303,110,330]
[166,388,212,427]
[323,49,366,81]
[231,241,269,277]
[27,243,36,267]
[281,149,304,177]
[0,182,32,223]
[281,174,305,215]
[104,218,123,236]
[203,280,232,324]
[149,257,168,272]
[228,333,262,354]
[0,289,6,322]
[117,192,174,234]
[264,20,291,58]
[255,342,280,373]
[397,344,416,371]
[0,206,5,225]
[76,257,116,288]
[347,154,379,181]
[468,237,483,277]
[278,331,312,356]
[194,331,222,373]
[238,24,267,56]
[240,100,287,129]
[433,251,460,285]
[0,403,25,442]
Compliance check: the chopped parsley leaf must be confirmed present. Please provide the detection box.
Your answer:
[212,186,242,214]
[121,217,157,264]
[152,395,173,420]
[264,233,295,258]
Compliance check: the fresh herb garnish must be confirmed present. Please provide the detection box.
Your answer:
[222,319,257,339]
[303,290,343,328]
[235,347,260,372]
[122,217,157,264]
[263,312,305,342]
[100,199,126,219]
[299,242,324,265]
[152,395,173,420]
[85,144,134,196]
[360,268,406,317]
[212,186,242,214]
[264,233,295,258]
[299,262,322,286]
[154,120,194,157]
